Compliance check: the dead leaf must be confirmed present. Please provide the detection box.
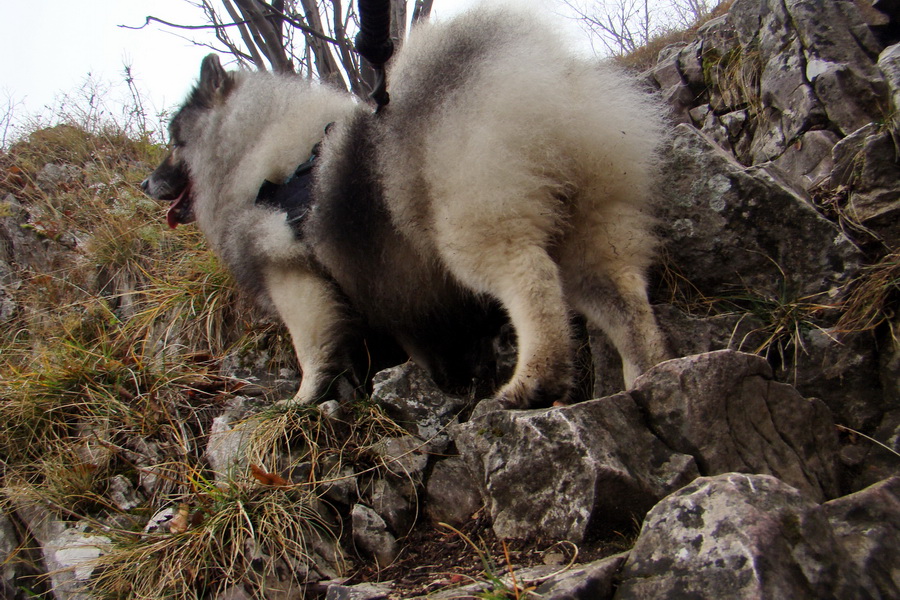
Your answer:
[169,503,190,534]
[250,464,290,487]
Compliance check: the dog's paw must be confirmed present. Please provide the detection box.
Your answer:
[495,378,570,410]
[275,391,316,410]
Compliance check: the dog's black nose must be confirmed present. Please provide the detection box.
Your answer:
[140,178,150,192]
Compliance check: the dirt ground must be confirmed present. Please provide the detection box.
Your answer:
[345,512,627,598]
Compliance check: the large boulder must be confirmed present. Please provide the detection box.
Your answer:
[453,393,699,541]
[615,474,873,599]
[659,125,862,300]
[453,349,844,541]
[631,350,840,502]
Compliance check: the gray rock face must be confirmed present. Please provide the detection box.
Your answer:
[781,327,886,432]
[370,363,471,453]
[879,42,900,123]
[369,477,416,537]
[534,552,627,600]
[1,194,53,283]
[830,123,900,246]
[823,477,900,598]
[454,349,845,543]
[424,457,483,526]
[730,0,886,162]
[453,393,699,541]
[770,129,840,189]
[660,124,862,299]
[632,350,840,502]
[369,434,430,483]
[615,474,867,600]
[351,504,398,569]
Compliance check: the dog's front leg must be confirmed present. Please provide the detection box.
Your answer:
[265,268,353,406]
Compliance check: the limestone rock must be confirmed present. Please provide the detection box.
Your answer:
[879,42,900,121]
[424,457,483,527]
[369,434,430,483]
[205,396,260,482]
[106,475,144,512]
[369,477,416,537]
[44,528,109,600]
[632,350,840,502]
[660,124,862,300]
[453,394,699,541]
[730,0,885,162]
[35,163,80,192]
[534,552,627,600]
[590,304,767,399]
[325,582,392,600]
[830,123,900,246]
[780,328,886,432]
[647,43,695,124]
[0,194,53,277]
[370,362,470,453]
[351,504,398,569]
[770,129,840,190]
[823,477,900,598]
[615,474,867,599]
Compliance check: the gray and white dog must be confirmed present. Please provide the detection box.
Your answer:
[142,5,671,408]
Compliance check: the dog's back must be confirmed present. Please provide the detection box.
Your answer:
[312,6,671,406]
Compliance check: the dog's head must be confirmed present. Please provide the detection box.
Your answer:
[141,54,235,228]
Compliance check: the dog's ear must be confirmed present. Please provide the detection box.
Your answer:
[195,54,234,107]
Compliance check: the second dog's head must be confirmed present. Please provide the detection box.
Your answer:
[141,54,235,228]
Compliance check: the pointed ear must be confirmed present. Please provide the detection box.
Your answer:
[195,54,234,107]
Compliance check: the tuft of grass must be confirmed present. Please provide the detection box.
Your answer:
[835,252,900,333]
[716,287,833,375]
[702,45,762,115]
[89,477,343,600]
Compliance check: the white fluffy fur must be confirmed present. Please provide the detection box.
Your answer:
[151,4,671,406]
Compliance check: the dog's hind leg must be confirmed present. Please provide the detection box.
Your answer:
[565,267,670,388]
[265,268,355,406]
[559,207,670,388]
[433,222,574,408]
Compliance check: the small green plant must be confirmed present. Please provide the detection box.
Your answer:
[436,523,535,600]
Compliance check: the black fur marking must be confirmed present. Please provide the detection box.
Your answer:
[305,112,507,394]
[256,171,315,231]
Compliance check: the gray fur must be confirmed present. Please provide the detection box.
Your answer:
[142,5,671,407]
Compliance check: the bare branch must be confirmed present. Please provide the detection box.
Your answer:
[126,4,340,45]
[222,0,269,68]
[298,0,346,87]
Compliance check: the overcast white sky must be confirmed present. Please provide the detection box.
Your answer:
[0,0,509,137]
[0,0,640,145]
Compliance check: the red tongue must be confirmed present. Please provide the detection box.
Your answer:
[166,186,190,229]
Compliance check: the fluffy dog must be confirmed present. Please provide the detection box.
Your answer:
[142,5,670,408]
